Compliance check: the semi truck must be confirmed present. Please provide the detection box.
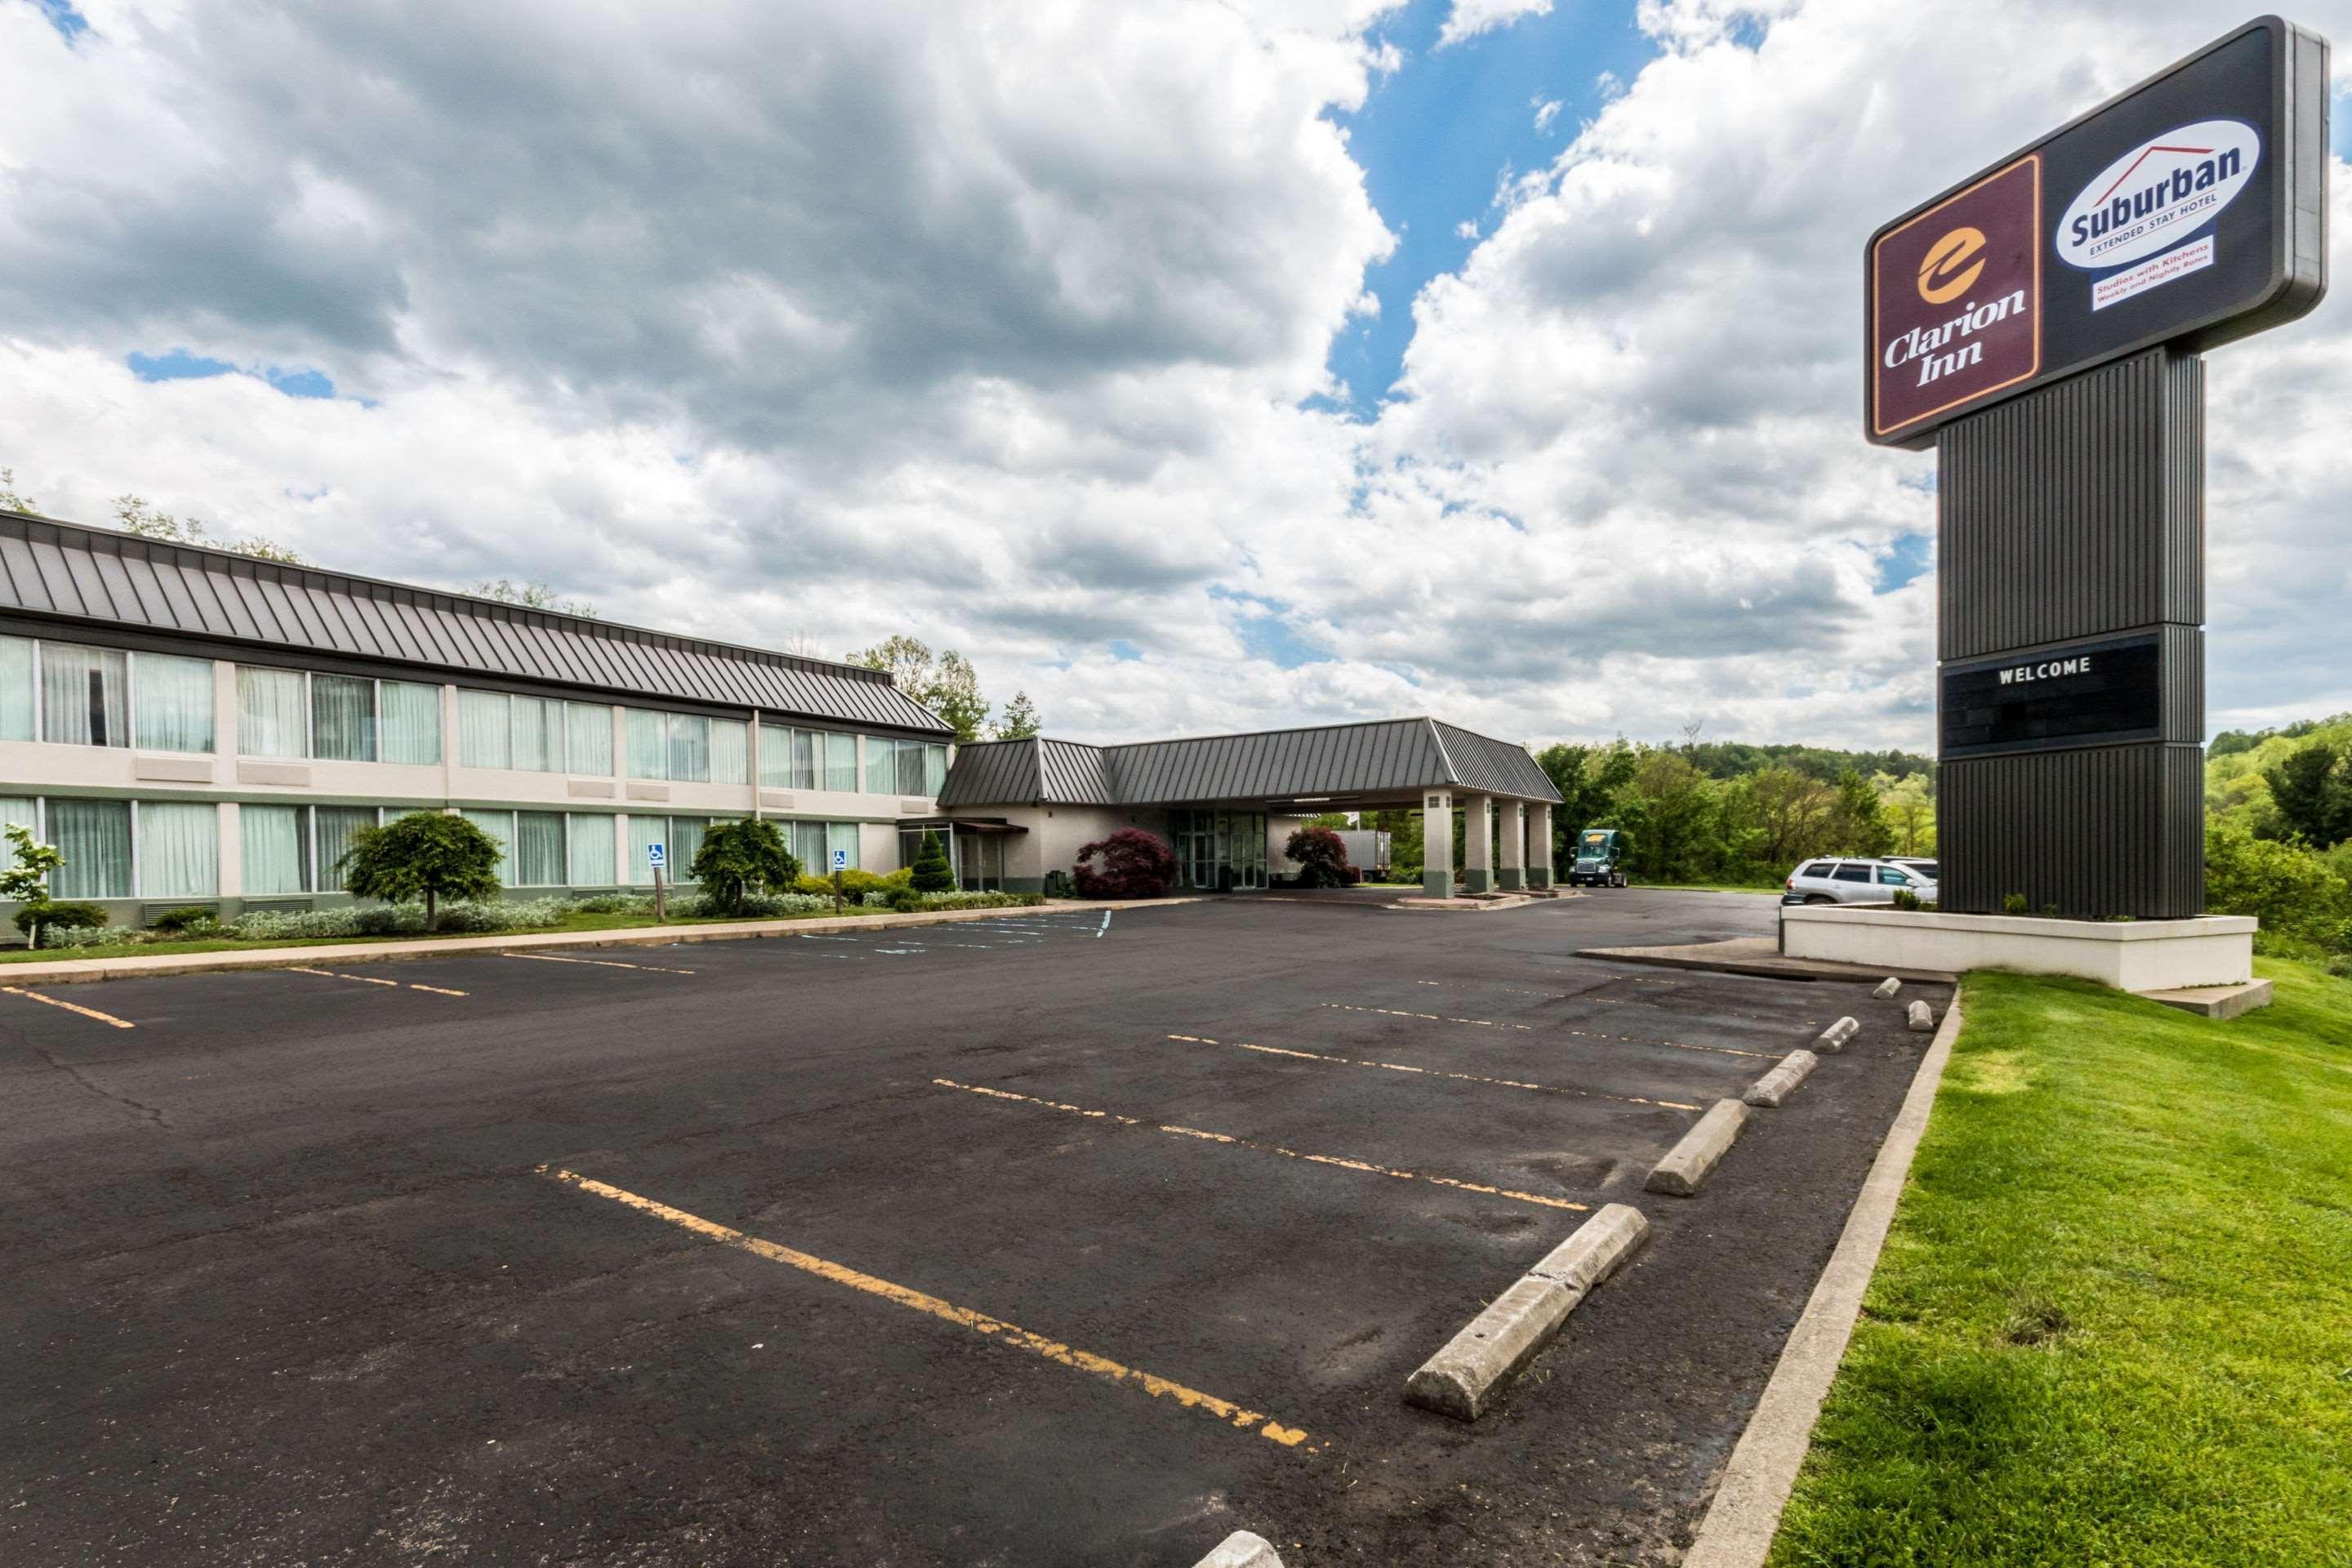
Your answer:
[1336,829,1392,876]
[1568,826,1630,888]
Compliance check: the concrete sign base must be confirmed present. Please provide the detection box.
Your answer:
[1781,905,2256,996]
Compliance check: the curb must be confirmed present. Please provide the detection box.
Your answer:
[1742,1049,1820,1109]
[1678,986,1967,1568]
[0,898,1203,987]
[1644,1100,1748,1196]
[1403,1203,1650,1422]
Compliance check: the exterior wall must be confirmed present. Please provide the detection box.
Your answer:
[1782,905,2254,991]
[1267,814,1310,879]
[994,804,1168,893]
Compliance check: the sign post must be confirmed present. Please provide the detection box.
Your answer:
[831,847,847,914]
[1864,16,2329,917]
[647,840,667,924]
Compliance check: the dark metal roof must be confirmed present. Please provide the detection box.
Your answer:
[940,717,1562,808]
[0,511,951,734]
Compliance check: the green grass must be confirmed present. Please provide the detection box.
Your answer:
[0,902,911,964]
[1768,958,2352,1567]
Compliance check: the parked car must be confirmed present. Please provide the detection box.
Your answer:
[1888,856,1940,881]
[1782,857,1938,905]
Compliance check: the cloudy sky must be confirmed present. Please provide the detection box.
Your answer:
[2,0,2347,750]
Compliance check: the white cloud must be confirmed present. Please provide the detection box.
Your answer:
[1455,219,1482,239]
[1438,0,1552,49]
[1532,97,1564,131]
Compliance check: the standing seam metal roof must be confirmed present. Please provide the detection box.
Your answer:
[938,717,1561,807]
[0,512,951,734]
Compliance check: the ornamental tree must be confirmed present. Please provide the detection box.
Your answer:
[909,830,956,892]
[1,822,65,947]
[691,818,800,915]
[338,811,504,932]
[1283,825,1360,889]
[1072,827,1178,899]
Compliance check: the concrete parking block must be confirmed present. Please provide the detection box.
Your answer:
[1195,1530,1285,1567]
[1907,1000,1936,1032]
[1405,1204,1650,1423]
[1813,1015,1860,1054]
[1873,977,1902,999]
[1743,1050,1820,1109]
[1645,1099,1749,1196]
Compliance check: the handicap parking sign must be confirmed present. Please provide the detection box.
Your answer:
[646,843,666,868]
[831,849,849,871]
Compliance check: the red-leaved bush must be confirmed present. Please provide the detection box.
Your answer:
[1072,827,1179,898]
[1283,826,1361,888]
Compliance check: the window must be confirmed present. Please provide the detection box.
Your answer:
[668,817,711,880]
[310,674,376,761]
[826,733,858,792]
[1797,861,1831,879]
[515,810,566,887]
[238,667,309,758]
[0,796,35,833]
[1832,863,1871,883]
[667,715,710,783]
[791,820,826,871]
[625,709,723,782]
[49,798,132,899]
[626,814,667,883]
[758,723,792,789]
[512,696,564,773]
[42,643,129,747]
[567,811,617,885]
[460,808,514,884]
[0,636,31,741]
[457,691,511,769]
[241,804,311,894]
[566,702,612,776]
[1876,866,1913,886]
[137,802,217,898]
[710,719,748,786]
[135,653,216,753]
[826,821,860,871]
[889,739,950,797]
[864,736,893,794]
[380,681,443,764]
[314,807,380,889]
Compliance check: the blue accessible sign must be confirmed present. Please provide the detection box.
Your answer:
[646,843,666,868]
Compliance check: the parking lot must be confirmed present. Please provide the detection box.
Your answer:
[2,890,1945,1566]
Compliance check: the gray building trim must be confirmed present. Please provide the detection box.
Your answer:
[0,511,952,736]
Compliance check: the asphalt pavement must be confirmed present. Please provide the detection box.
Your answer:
[1,889,1948,1566]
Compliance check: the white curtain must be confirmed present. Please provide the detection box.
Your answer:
[826,733,858,792]
[566,702,612,776]
[461,808,514,884]
[50,798,131,899]
[43,643,129,748]
[709,719,748,786]
[310,673,375,761]
[826,820,861,871]
[240,804,310,894]
[515,811,565,885]
[626,710,667,779]
[791,728,817,791]
[314,807,378,890]
[133,653,216,754]
[668,714,711,782]
[925,744,948,795]
[759,723,792,787]
[457,691,511,768]
[567,812,617,884]
[792,820,826,872]
[237,666,309,758]
[0,796,37,834]
[865,735,893,793]
[627,814,666,883]
[511,695,562,773]
[0,636,31,742]
[894,739,923,795]
[139,802,218,898]
[380,681,443,764]
[669,816,710,881]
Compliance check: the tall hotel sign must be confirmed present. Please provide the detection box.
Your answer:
[1864,16,2328,918]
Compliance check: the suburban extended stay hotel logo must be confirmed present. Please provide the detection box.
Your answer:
[1871,157,2041,439]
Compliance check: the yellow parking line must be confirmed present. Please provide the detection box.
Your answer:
[2,986,134,1029]
[1322,1001,1773,1059]
[289,968,467,997]
[503,952,695,976]
[537,1165,1313,1451]
[1167,1035,1701,1112]
[935,1078,1588,1213]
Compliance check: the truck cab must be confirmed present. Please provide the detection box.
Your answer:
[1568,827,1629,889]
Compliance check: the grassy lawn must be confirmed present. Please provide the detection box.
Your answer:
[0,902,925,964]
[1768,958,2352,1566]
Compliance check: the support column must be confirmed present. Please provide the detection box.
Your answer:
[1420,790,1453,899]
[1526,804,1553,889]
[1497,800,1526,890]
[1461,794,1493,893]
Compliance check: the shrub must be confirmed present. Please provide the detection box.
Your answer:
[792,868,906,898]
[2002,893,2030,915]
[886,884,924,911]
[909,831,955,893]
[148,906,218,934]
[1891,888,1922,911]
[338,811,505,931]
[1283,826,1360,889]
[691,818,800,915]
[569,892,656,915]
[38,922,145,950]
[18,900,106,936]
[1072,827,1178,899]
[2206,820,2349,950]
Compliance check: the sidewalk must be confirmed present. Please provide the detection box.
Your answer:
[0,898,1201,987]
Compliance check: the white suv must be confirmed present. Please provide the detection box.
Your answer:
[1784,858,1938,905]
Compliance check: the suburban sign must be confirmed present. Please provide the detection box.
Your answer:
[1867,16,2328,446]
[1940,632,2167,760]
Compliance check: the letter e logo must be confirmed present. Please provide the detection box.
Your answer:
[1918,226,1987,305]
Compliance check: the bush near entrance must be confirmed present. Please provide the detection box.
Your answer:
[909,831,956,893]
[1283,826,1361,888]
[338,811,504,932]
[691,818,800,915]
[1073,827,1178,898]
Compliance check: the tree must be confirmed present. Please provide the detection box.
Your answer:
[1826,768,1896,858]
[111,493,305,564]
[337,811,504,932]
[2206,820,2348,947]
[849,635,937,695]
[0,823,65,947]
[1617,751,1719,882]
[470,578,597,618]
[0,467,39,514]
[927,650,989,742]
[1071,827,1178,898]
[1283,826,1359,888]
[1873,771,1938,855]
[2264,741,2352,849]
[908,830,956,892]
[1536,742,1637,875]
[690,818,800,915]
[993,690,1042,741]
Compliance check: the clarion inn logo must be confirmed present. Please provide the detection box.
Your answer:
[1998,655,2095,685]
